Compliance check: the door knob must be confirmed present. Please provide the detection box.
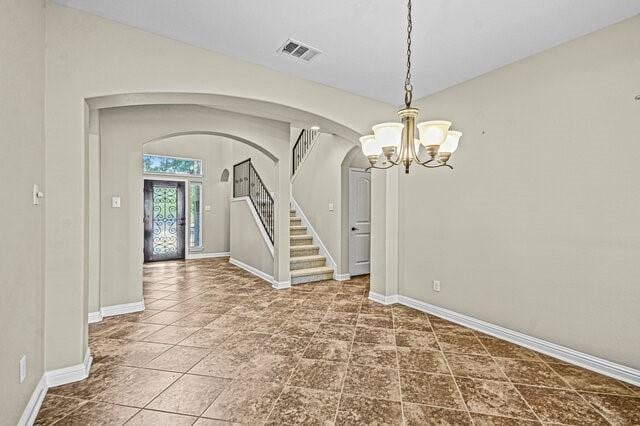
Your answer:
[351,227,359,231]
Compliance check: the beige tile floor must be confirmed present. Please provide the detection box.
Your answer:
[36,258,640,425]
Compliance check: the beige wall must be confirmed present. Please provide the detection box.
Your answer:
[230,200,274,276]
[0,0,45,423]
[400,15,640,369]
[98,104,288,308]
[143,134,234,256]
[44,2,394,370]
[292,133,357,274]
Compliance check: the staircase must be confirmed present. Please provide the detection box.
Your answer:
[289,208,334,284]
[233,131,334,286]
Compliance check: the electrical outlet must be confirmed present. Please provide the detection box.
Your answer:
[433,280,441,292]
[111,196,121,208]
[19,355,26,383]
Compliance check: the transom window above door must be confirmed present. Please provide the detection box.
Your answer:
[143,154,203,176]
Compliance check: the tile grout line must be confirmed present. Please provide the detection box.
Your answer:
[330,292,362,425]
[428,315,476,425]
[120,297,186,418]
[542,359,615,425]
[476,334,616,425]
[262,297,329,425]
[390,303,408,426]
[475,336,546,424]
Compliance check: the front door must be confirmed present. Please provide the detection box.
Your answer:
[349,169,371,276]
[144,180,186,262]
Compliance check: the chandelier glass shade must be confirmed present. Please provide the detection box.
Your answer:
[360,0,462,174]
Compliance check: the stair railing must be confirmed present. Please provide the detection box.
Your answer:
[292,128,319,176]
[233,159,274,243]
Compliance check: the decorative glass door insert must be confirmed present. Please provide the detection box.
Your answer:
[144,180,185,262]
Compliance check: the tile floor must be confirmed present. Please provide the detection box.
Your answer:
[36,258,640,425]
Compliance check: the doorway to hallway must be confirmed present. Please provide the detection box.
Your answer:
[144,179,186,262]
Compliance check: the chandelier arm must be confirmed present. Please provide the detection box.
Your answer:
[419,162,454,170]
[409,131,421,164]
[417,158,436,166]
[365,163,397,172]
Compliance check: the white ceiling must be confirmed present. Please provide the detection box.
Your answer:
[53,0,640,105]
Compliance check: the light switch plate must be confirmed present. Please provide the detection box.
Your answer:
[19,355,26,383]
[433,280,441,292]
[112,197,121,208]
[204,205,211,211]
[33,184,44,205]
[328,202,334,212]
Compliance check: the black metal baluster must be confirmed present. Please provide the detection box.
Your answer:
[234,159,274,243]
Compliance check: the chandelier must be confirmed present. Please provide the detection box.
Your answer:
[360,0,462,174]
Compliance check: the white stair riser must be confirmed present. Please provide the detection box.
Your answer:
[291,272,334,285]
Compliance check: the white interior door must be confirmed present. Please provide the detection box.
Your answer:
[349,169,371,276]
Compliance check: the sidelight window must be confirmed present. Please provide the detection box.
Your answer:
[189,182,203,250]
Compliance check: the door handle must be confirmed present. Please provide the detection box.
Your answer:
[351,227,359,231]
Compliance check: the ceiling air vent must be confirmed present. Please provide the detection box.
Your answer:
[279,39,322,62]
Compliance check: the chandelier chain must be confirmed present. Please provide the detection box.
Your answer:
[404,0,413,106]
[362,0,460,174]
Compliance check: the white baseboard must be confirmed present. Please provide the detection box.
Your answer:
[229,257,291,290]
[19,349,92,424]
[88,311,103,324]
[87,301,145,324]
[272,280,292,290]
[186,251,230,260]
[290,198,338,277]
[18,374,47,426]
[395,294,640,387]
[229,257,273,284]
[335,273,351,281]
[45,348,93,388]
[46,349,93,388]
[368,291,399,305]
[100,301,145,318]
